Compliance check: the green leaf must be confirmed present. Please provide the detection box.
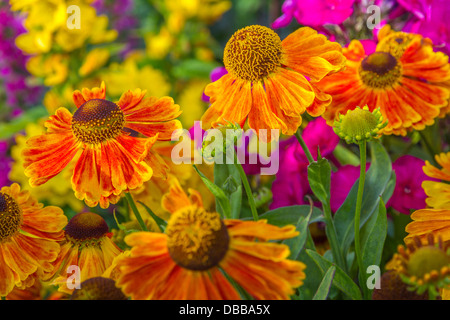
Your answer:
[193,165,232,218]
[282,203,315,260]
[334,140,392,255]
[214,163,242,219]
[258,205,324,227]
[312,266,336,300]
[307,157,332,204]
[306,249,363,300]
[137,201,168,231]
[360,199,388,298]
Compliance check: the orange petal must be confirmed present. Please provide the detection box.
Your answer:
[23,127,79,187]
[73,81,106,108]
[125,119,182,141]
[247,82,285,142]
[21,206,67,241]
[225,219,298,241]
[212,78,252,128]
[282,27,346,82]
[124,96,182,123]
[116,88,146,113]
[161,177,193,214]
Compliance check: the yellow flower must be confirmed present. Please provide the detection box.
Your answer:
[101,56,171,99]
[145,27,174,60]
[165,0,231,25]
[13,0,117,54]
[79,48,110,77]
[26,54,69,86]
[422,152,450,209]
[178,79,210,128]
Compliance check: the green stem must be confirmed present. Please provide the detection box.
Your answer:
[354,140,367,297]
[234,153,259,221]
[295,129,314,163]
[124,192,148,231]
[295,128,347,272]
[418,130,438,164]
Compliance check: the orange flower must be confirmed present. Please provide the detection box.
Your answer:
[405,152,450,245]
[48,212,122,295]
[115,178,306,300]
[0,183,67,297]
[317,25,450,136]
[201,25,346,141]
[22,82,182,208]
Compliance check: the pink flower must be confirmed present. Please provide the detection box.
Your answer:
[270,118,340,209]
[387,155,432,214]
[272,0,355,29]
[396,0,450,54]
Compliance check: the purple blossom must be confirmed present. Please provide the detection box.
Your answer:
[0,6,43,115]
[0,140,11,188]
[387,155,432,214]
[272,0,356,29]
[400,0,450,55]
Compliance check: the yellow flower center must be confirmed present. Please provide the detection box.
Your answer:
[359,52,402,89]
[377,32,420,58]
[72,99,125,145]
[71,277,128,300]
[407,246,450,279]
[166,206,229,271]
[224,25,283,82]
[65,212,109,244]
[0,193,22,243]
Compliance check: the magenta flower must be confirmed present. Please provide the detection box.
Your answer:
[330,165,361,213]
[0,141,11,188]
[272,0,355,29]
[387,155,432,214]
[270,117,340,209]
[401,0,450,55]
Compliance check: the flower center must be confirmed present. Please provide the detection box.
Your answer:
[223,25,283,82]
[407,246,450,279]
[359,52,402,89]
[72,99,125,145]
[0,193,22,243]
[377,32,420,58]
[166,206,229,271]
[71,277,128,300]
[65,212,109,244]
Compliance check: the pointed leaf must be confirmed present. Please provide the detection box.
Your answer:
[313,266,336,300]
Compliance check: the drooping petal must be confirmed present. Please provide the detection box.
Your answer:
[282,27,346,82]
[23,108,79,187]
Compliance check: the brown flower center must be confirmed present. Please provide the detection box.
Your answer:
[224,25,283,82]
[65,212,109,244]
[72,99,125,145]
[71,277,128,300]
[0,193,22,243]
[359,52,402,88]
[166,206,229,271]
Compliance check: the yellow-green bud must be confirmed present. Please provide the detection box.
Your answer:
[333,106,387,144]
